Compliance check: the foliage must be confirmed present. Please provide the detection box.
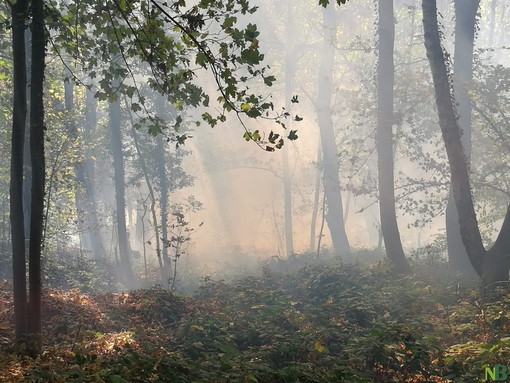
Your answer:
[47,0,300,149]
[1,257,507,382]
[43,249,118,294]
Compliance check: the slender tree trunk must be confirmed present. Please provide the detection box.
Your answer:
[377,0,410,273]
[310,147,322,252]
[282,3,295,257]
[109,93,136,287]
[83,85,106,259]
[446,0,480,277]
[155,99,171,278]
[317,4,350,256]
[10,0,29,344]
[130,124,165,284]
[155,135,171,280]
[28,0,46,355]
[64,71,89,255]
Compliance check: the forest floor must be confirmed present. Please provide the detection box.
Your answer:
[0,259,509,382]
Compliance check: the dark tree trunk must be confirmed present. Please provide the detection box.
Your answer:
[446,0,480,277]
[28,0,46,355]
[483,205,510,286]
[317,4,350,257]
[421,0,510,286]
[23,27,31,239]
[376,0,410,274]
[10,0,29,344]
[109,96,136,287]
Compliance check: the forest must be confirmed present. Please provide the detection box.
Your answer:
[0,0,510,381]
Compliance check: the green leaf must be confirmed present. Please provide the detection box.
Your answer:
[294,115,303,122]
[288,130,298,140]
[222,16,237,29]
[263,75,276,86]
[195,52,208,67]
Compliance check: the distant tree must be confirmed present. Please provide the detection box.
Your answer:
[316,3,350,256]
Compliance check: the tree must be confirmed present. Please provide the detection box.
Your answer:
[109,79,136,287]
[8,0,300,353]
[445,0,480,277]
[27,0,45,354]
[422,0,510,286]
[376,0,410,273]
[9,0,29,346]
[316,3,350,256]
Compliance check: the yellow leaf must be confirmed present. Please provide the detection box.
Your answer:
[241,102,250,111]
[314,340,328,353]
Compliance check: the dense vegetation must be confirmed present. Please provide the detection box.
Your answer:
[1,255,508,382]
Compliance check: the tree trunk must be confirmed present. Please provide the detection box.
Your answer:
[28,0,46,355]
[156,136,170,278]
[109,94,136,287]
[282,3,296,257]
[424,0,510,286]
[446,0,479,277]
[154,98,171,280]
[23,26,31,240]
[317,4,350,257]
[376,0,410,274]
[64,71,91,255]
[309,147,322,252]
[130,123,165,284]
[10,0,29,344]
[83,86,106,260]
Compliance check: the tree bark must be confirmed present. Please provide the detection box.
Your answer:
[317,4,350,257]
[28,0,46,355]
[446,0,479,277]
[23,26,31,240]
[376,0,410,273]
[10,0,29,344]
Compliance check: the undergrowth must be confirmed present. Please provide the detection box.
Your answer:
[0,257,509,382]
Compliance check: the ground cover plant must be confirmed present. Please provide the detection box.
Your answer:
[0,257,509,382]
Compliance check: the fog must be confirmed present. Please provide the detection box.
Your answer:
[2,0,509,291]
[79,0,509,285]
